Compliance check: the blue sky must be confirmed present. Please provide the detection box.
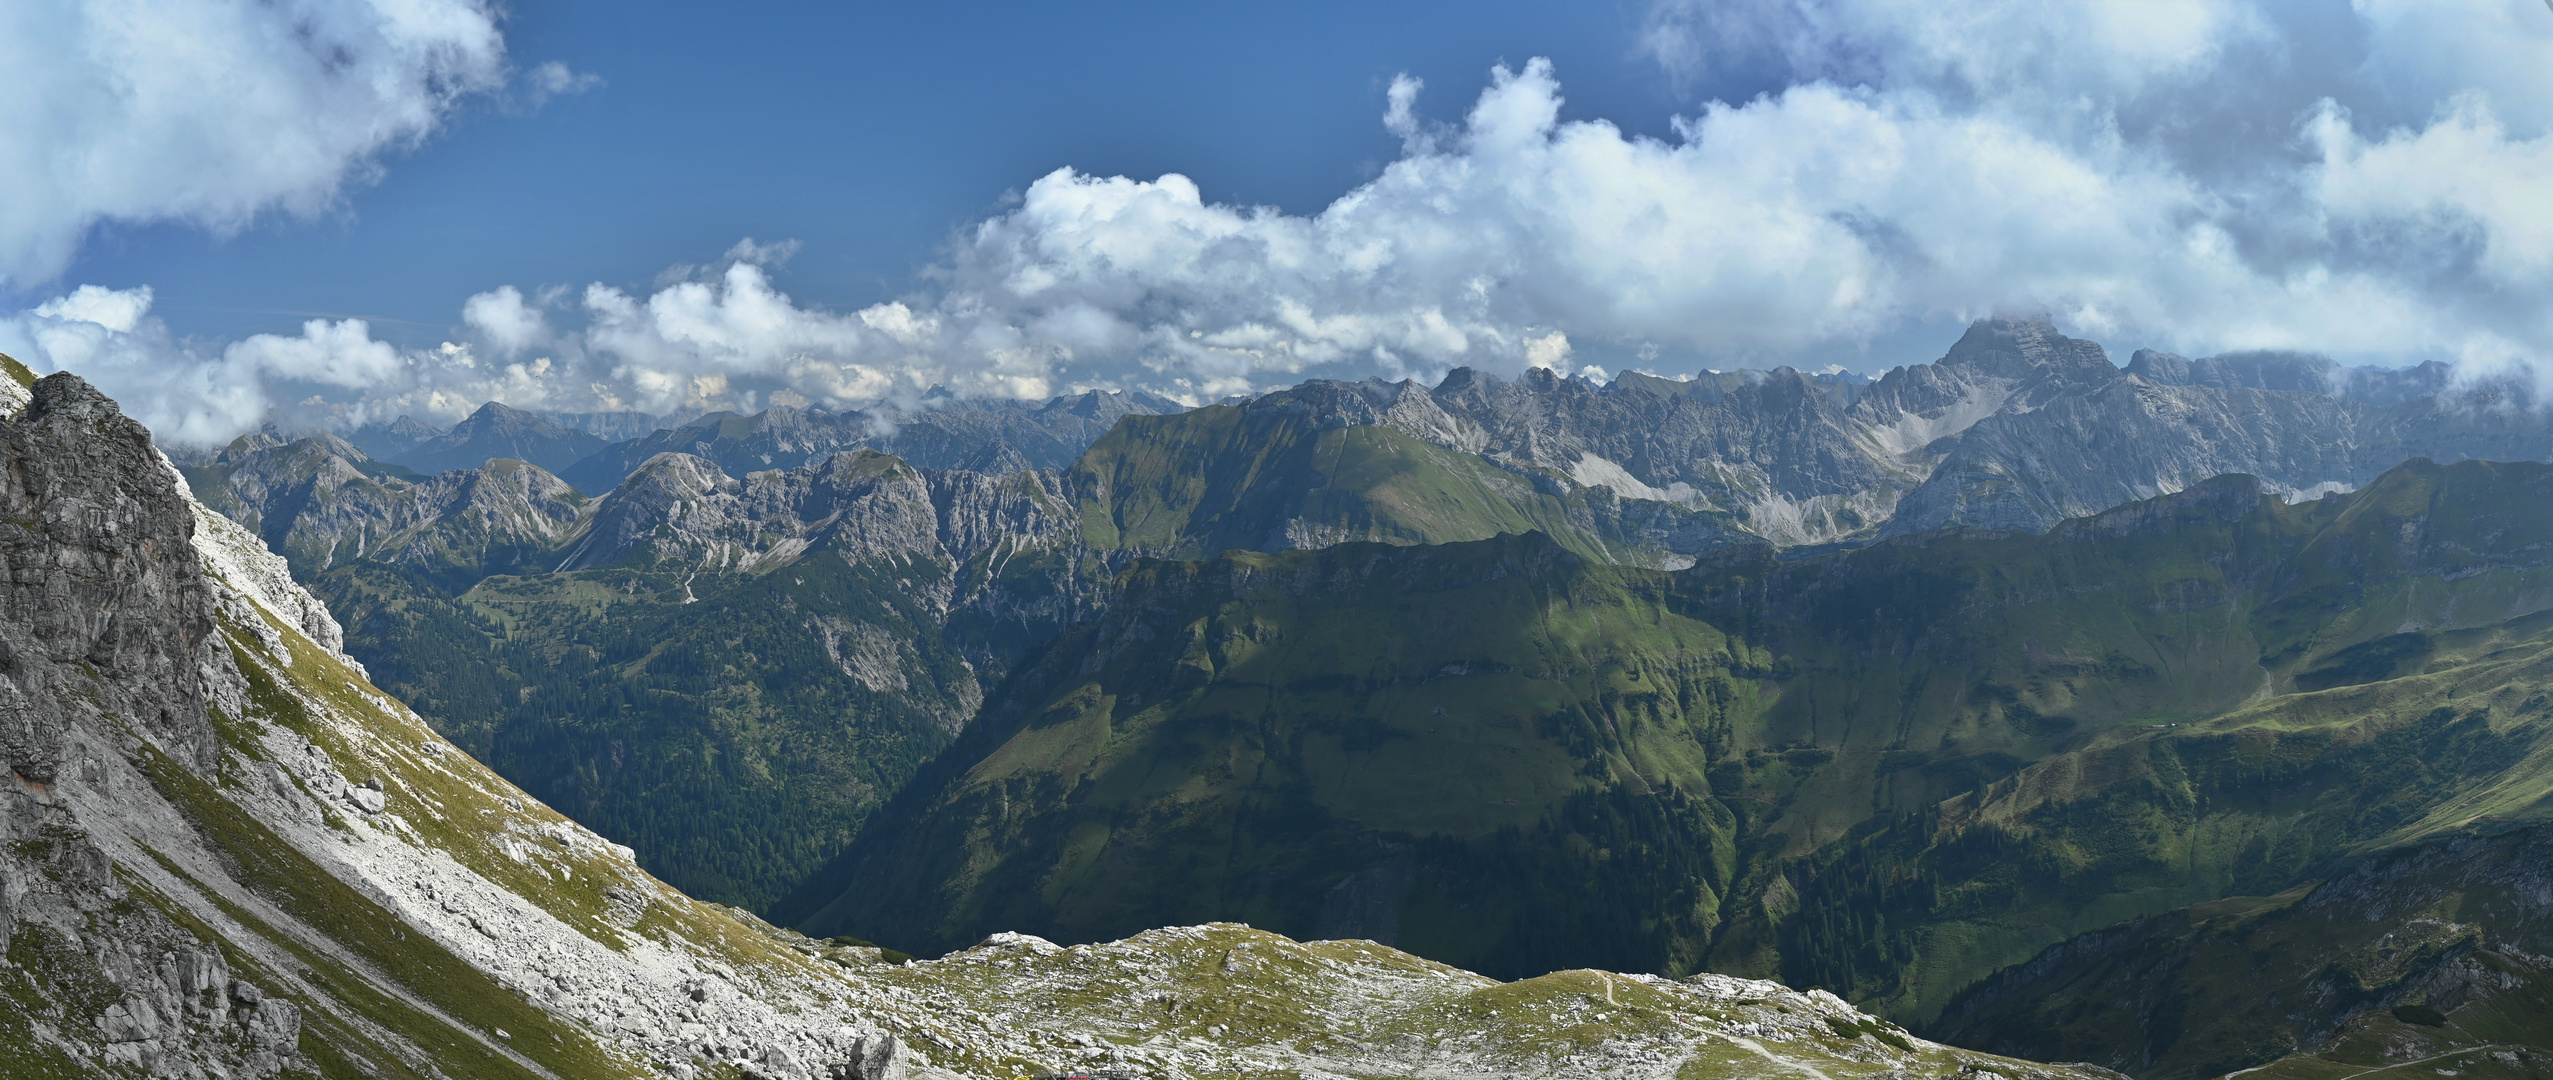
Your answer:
[4,1,2551,443]
[57,1,1716,346]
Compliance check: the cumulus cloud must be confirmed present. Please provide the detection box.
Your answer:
[9,0,2553,444]
[915,0,2553,386]
[0,285,401,444]
[0,0,513,288]
[4,252,945,440]
[916,22,2553,390]
[462,285,552,358]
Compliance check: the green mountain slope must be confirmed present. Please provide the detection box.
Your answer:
[1933,822,2553,1080]
[183,435,1092,911]
[1730,459,2553,1022]
[0,363,2112,1080]
[793,531,1753,977]
[189,385,1752,914]
[314,452,1089,912]
[1754,610,2553,1025]
[1073,388,1743,566]
[793,458,2553,1027]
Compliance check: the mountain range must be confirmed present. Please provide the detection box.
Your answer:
[785,460,2553,1012]
[68,311,2553,1078]
[0,363,2091,1079]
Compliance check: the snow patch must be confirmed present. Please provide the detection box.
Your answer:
[1570,454,1714,510]
[1740,487,1903,548]
[1859,376,2015,459]
[2275,479,2357,504]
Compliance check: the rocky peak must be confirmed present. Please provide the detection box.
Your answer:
[0,373,217,780]
[1033,386,1185,422]
[1245,376,1486,452]
[372,400,611,478]
[2045,471,2268,541]
[449,457,587,520]
[564,448,1067,574]
[1934,313,2120,393]
[454,399,546,431]
[559,451,744,570]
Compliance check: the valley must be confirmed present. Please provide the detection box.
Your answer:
[31,311,2553,1079]
[0,363,2129,1080]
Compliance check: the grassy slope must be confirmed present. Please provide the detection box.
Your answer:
[1931,823,2553,1080]
[298,399,1738,912]
[1074,403,1736,564]
[88,569,669,1078]
[802,460,2553,1028]
[1741,460,2553,1022]
[794,532,1750,976]
[312,548,978,912]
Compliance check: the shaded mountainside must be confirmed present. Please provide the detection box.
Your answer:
[349,401,612,477]
[0,364,2110,1080]
[792,459,2553,1029]
[182,429,1103,910]
[1935,822,2553,1080]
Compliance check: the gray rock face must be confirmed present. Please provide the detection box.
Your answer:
[1886,361,2553,537]
[0,373,311,1077]
[1267,313,2139,546]
[558,388,1185,494]
[183,432,592,584]
[1255,313,2553,546]
[556,448,1103,674]
[837,1031,907,1080]
[0,374,219,781]
[562,449,1085,584]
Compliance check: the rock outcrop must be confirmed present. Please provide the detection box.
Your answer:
[1238,313,2553,546]
[556,388,1185,494]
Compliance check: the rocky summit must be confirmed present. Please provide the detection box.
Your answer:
[0,366,2129,1080]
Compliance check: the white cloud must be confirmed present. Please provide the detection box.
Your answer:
[2355,0,2553,138]
[10,0,2553,446]
[581,260,912,412]
[1,285,395,443]
[0,0,510,288]
[525,60,604,107]
[34,284,151,333]
[224,318,406,390]
[463,285,551,357]
[897,1,2553,389]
